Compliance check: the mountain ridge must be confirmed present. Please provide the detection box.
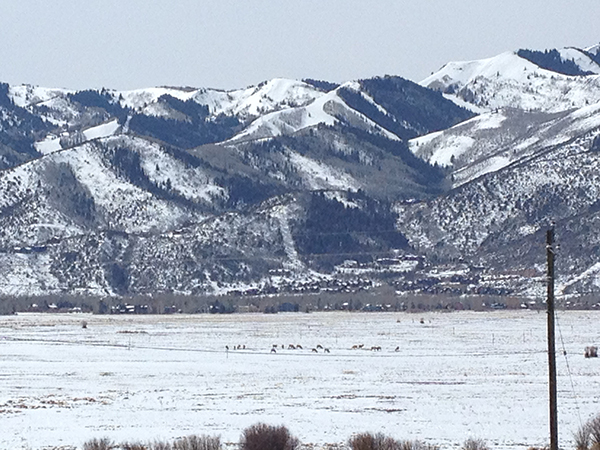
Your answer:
[1,43,600,305]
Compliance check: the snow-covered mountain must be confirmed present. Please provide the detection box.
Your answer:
[421,45,600,113]
[2,43,600,306]
[0,73,471,300]
[409,101,600,187]
[393,44,600,300]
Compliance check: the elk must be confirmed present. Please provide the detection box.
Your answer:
[585,346,598,358]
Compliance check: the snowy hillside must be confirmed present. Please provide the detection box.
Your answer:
[2,43,600,302]
[409,100,600,187]
[422,49,600,113]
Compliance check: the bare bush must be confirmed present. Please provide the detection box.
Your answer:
[173,434,221,450]
[347,433,437,450]
[240,423,299,450]
[575,424,592,450]
[575,413,600,450]
[398,440,439,450]
[122,443,148,450]
[148,440,172,450]
[83,438,114,450]
[462,438,489,450]
[349,432,399,450]
[589,415,600,448]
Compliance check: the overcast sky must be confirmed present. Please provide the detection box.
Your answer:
[1,0,599,91]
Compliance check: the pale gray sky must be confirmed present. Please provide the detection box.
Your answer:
[0,0,598,91]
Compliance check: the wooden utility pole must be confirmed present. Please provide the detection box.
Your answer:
[547,227,558,450]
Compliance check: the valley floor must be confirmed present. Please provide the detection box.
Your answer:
[1,311,599,450]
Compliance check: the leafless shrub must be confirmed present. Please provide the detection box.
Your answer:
[122,443,148,450]
[173,434,221,450]
[240,423,299,450]
[575,424,592,450]
[148,440,172,450]
[589,415,600,447]
[348,432,399,450]
[398,440,438,450]
[462,438,489,450]
[575,413,600,450]
[347,433,437,450]
[83,438,114,450]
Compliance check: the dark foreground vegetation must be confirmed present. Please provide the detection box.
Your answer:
[80,423,440,450]
[77,414,600,450]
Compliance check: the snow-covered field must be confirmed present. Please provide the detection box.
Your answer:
[1,311,600,450]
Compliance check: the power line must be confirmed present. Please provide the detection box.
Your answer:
[555,311,584,429]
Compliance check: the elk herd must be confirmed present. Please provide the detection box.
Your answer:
[228,344,599,357]
[225,342,403,354]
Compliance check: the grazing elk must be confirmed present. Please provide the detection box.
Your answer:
[324,348,330,353]
[585,346,598,358]
[311,348,318,353]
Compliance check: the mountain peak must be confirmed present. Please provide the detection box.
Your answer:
[421,45,600,113]
[585,43,600,54]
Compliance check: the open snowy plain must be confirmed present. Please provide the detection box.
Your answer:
[1,310,600,450]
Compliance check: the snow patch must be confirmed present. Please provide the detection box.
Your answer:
[117,87,198,110]
[288,151,360,191]
[558,47,600,74]
[8,84,72,108]
[558,262,600,295]
[82,119,120,140]
[429,136,475,166]
[471,111,507,130]
[34,135,62,155]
